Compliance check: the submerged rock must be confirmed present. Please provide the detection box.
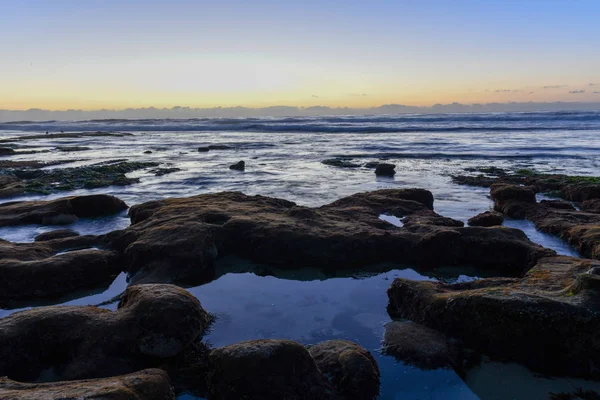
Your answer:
[229,160,245,171]
[0,284,211,381]
[322,158,362,168]
[308,340,380,400]
[382,320,462,370]
[0,194,128,227]
[198,145,233,152]
[56,146,90,152]
[375,163,396,176]
[100,189,549,284]
[0,161,158,198]
[34,228,80,242]
[207,339,335,400]
[387,256,600,378]
[0,369,175,400]
[468,211,504,227]
[0,147,15,155]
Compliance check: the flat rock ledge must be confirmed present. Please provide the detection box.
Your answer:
[0,369,174,400]
[387,255,600,378]
[100,189,552,284]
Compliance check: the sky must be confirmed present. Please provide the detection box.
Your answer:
[1,0,599,111]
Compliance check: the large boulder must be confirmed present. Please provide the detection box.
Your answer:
[0,194,128,227]
[0,369,174,400]
[101,190,549,283]
[467,211,504,227]
[582,199,600,214]
[563,184,600,202]
[207,339,335,400]
[308,340,380,400]
[387,256,600,378]
[0,284,211,381]
[382,321,462,370]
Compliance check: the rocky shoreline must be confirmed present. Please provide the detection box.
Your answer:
[1,165,600,398]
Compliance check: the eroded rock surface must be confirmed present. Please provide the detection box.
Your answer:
[308,340,380,400]
[0,284,211,381]
[207,339,335,400]
[387,256,600,377]
[382,320,462,370]
[0,369,174,400]
[101,189,550,283]
[468,211,504,227]
[0,194,128,227]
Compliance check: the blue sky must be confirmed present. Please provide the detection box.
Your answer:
[1,0,599,109]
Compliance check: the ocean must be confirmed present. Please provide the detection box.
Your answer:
[1,111,599,399]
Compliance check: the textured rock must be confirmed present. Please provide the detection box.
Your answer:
[0,369,174,400]
[34,229,80,242]
[387,256,600,377]
[0,194,128,227]
[467,211,504,227]
[207,339,334,400]
[100,190,549,283]
[490,183,536,218]
[308,340,380,400]
[0,284,211,381]
[382,321,462,370]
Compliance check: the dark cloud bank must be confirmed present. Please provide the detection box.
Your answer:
[1,102,600,121]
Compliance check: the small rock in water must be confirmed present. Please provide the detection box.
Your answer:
[375,163,396,176]
[467,211,504,227]
[0,147,15,155]
[321,158,361,168]
[198,145,233,152]
[229,160,245,171]
[143,150,153,154]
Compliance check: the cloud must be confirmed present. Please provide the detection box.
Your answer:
[311,95,320,98]
[494,89,520,93]
[590,83,596,87]
[543,85,568,89]
[569,90,586,94]
[347,93,368,97]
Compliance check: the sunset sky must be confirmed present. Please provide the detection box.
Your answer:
[1,0,599,110]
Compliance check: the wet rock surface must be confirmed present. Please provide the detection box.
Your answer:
[382,320,463,370]
[308,340,380,400]
[101,189,550,284]
[229,160,245,171]
[34,228,80,242]
[467,210,504,227]
[322,158,362,168]
[0,194,128,227]
[207,339,335,400]
[0,161,158,197]
[0,369,175,400]
[198,145,233,152]
[387,256,600,377]
[0,284,211,382]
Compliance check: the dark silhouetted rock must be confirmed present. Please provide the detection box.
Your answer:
[375,163,396,176]
[0,147,15,155]
[0,284,211,382]
[144,150,153,154]
[34,229,80,242]
[229,161,245,171]
[308,340,380,400]
[0,194,128,227]
[402,209,464,227]
[207,339,334,400]
[0,369,174,400]
[198,145,233,152]
[468,211,504,227]
[382,320,462,370]
[388,256,600,378]
[582,199,600,214]
[490,183,536,218]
